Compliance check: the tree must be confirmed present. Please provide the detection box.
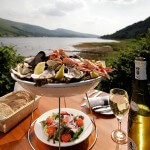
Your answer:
[98,29,150,97]
[0,45,24,96]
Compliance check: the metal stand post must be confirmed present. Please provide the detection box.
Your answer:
[85,93,98,150]
[27,97,36,150]
[58,97,61,150]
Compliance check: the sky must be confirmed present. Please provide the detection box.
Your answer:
[0,0,150,35]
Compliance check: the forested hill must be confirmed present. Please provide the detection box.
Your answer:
[0,18,97,38]
[101,16,150,39]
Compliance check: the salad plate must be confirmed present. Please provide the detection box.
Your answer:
[34,108,93,147]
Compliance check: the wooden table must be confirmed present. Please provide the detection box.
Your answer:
[0,93,128,150]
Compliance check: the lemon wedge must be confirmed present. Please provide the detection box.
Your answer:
[34,62,45,75]
[90,71,99,78]
[55,64,64,80]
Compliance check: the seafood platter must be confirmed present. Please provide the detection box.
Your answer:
[11,49,112,97]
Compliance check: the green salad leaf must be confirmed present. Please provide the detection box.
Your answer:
[71,127,83,141]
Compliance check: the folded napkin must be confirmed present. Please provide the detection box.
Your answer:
[86,95,109,108]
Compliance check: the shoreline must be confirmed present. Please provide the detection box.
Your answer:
[72,42,119,61]
[72,40,132,60]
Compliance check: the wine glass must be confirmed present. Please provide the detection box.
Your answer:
[109,88,129,144]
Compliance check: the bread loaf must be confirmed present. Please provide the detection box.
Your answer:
[4,98,27,111]
[0,103,14,117]
[0,91,34,117]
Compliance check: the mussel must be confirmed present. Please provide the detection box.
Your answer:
[29,51,46,69]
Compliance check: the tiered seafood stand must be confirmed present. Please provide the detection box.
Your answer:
[11,73,102,150]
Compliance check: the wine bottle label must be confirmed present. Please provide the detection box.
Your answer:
[130,101,139,111]
[135,60,147,80]
[128,137,137,150]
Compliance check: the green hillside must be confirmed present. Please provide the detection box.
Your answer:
[0,18,97,37]
[101,16,150,39]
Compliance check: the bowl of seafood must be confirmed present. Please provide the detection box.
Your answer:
[11,49,112,97]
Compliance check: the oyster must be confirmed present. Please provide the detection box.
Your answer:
[31,70,55,80]
[24,57,34,64]
[21,63,31,75]
[31,70,55,86]
[47,59,62,71]
[39,70,55,79]
[64,67,84,80]
[11,63,32,79]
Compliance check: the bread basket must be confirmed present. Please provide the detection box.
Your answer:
[0,91,41,133]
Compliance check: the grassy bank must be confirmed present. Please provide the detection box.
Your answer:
[73,39,138,61]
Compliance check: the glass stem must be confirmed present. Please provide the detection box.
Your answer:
[117,119,122,131]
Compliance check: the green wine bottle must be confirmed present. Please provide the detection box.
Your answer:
[128,57,150,150]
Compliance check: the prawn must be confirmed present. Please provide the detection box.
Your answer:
[49,49,68,60]
[63,57,79,67]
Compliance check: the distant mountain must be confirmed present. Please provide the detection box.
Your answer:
[101,16,150,39]
[0,18,98,38]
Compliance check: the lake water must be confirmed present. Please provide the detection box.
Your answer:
[0,37,116,57]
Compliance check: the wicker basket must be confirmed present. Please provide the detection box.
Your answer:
[0,91,40,133]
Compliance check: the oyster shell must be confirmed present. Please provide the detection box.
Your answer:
[64,67,84,80]
[16,63,31,75]
[31,70,55,80]
[21,63,31,75]
[11,69,32,79]
[47,59,62,71]
[24,57,34,64]
[39,70,55,79]
[11,63,32,79]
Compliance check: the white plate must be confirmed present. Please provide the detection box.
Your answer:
[94,106,113,115]
[11,73,102,97]
[34,108,93,147]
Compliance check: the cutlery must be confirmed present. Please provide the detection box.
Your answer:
[80,103,87,107]
[92,105,109,110]
[83,90,99,100]
[99,110,113,115]
[92,91,103,98]
[94,107,112,113]
[81,91,106,107]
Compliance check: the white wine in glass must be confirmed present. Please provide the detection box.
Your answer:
[109,88,129,144]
